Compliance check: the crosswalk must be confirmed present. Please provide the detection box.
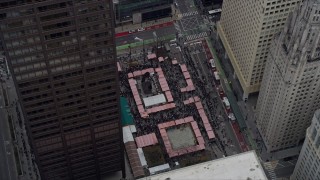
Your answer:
[178,11,198,18]
[186,32,207,41]
[174,22,181,33]
[263,162,277,180]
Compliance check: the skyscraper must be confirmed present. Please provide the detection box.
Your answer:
[256,0,320,153]
[291,109,320,180]
[0,1,124,179]
[217,0,301,100]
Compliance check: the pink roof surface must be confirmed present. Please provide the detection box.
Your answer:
[198,109,205,115]
[147,53,157,60]
[204,123,212,130]
[191,121,198,127]
[184,116,194,122]
[186,79,192,85]
[117,62,122,71]
[183,72,190,79]
[180,64,187,72]
[128,73,134,78]
[195,102,203,109]
[135,133,158,148]
[194,96,200,102]
[197,136,205,145]
[133,71,142,77]
[189,97,195,103]
[165,91,172,97]
[160,129,167,134]
[158,117,206,157]
[199,144,205,150]
[175,119,185,125]
[183,100,189,105]
[207,130,216,139]
[202,119,209,125]
[158,57,164,61]
[181,88,186,92]
[155,68,162,72]
[141,115,148,118]
[147,68,155,73]
[195,130,202,137]
[172,60,178,64]
[168,121,175,127]
[162,87,169,91]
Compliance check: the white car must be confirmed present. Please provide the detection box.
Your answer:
[129,29,136,34]
[137,28,145,32]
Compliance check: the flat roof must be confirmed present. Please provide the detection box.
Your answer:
[143,94,166,107]
[138,151,267,180]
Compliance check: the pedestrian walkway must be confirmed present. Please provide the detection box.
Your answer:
[174,22,182,33]
[186,32,207,41]
[178,11,198,18]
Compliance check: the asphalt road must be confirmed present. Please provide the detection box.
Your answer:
[116,26,176,46]
[187,43,241,154]
[0,84,17,180]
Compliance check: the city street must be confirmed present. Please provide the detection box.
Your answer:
[0,59,40,180]
[186,42,241,154]
[116,25,176,46]
[0,83,17,180]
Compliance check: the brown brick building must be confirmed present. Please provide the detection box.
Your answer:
[0,0,124,179]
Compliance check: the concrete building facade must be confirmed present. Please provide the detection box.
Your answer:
[217,0,301,99]
[291,109,320,180]
[256,0,320,152]
[0,0,124,179]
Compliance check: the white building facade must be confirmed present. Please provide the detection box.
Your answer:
[291,109,320,180]
[217,0,301,99]
[256,0,320,152]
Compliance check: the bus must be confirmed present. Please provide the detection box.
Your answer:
[208,8,222,16]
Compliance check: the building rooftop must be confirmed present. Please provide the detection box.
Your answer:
[138,151,268,180]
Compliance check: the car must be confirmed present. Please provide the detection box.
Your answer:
[129,30,136,34]
[137,28,145,32]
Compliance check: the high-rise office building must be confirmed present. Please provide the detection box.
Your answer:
[217,0,301,99]
[256,0,320,153]
[0,1,123,179]
[291,109,320,180]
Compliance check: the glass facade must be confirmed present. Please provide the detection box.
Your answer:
[0,0,123,179]
[115,0,173,23]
